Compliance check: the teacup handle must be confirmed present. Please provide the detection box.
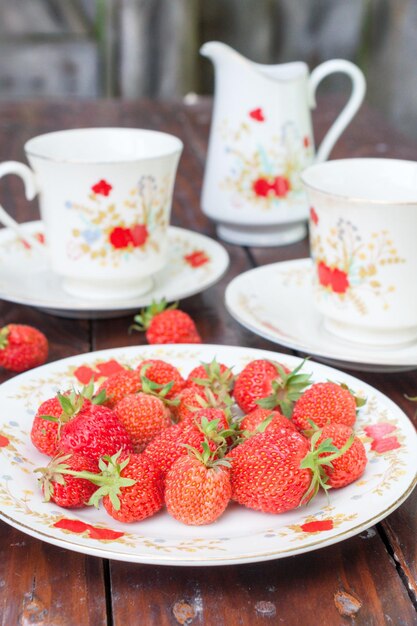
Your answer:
[0,161,45,252]
[308,59,366,163]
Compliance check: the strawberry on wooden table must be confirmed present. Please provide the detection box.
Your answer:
[0,324,48,372]
[164,442,232,525]
[36,452,99,508]
[291,381,365,432]
[131,299,201,344]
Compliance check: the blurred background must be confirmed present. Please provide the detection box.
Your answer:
[0,0,416,138]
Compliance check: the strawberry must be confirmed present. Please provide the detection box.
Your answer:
[291,382,365,432]
[144,413,232,478]
[58,404,134,461]
[131,299,201,344]
[233,359,311,416]
[230,427,353,513]
[98,369,142,408]
[230,430,312,513]
[315,424,367,488]
[0,324,48,372]
[30,381,105,457]
[165,444,231,525]
[86,451,164,523]
[239,407,297,436]
[114,392,172,452]
[186,358,235,396]
[172,384,231,423]
[35,452,99,508]
[136,359,185,398]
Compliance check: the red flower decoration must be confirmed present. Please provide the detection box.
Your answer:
[184,250,210,268]
[92,179,112,196]
[74,360,125,384]
[272,176,291,198]
[253,177,271,197]
[0,434,10,447]
[74,365,98,385]
[310,207,319,225]
[331,268,350,294]
[53,518,124,540]
[130,224,149,247]
[109,227,133,249]
[364,423,396,439]
[300,520,334,533]
[303,136,310,148]
[371,437,401,453]
[317,262,349,294]
[96,360,125,377]
[249,108,265,122]
[318,261,332,288]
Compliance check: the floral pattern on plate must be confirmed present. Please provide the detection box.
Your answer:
[0,344,415,566]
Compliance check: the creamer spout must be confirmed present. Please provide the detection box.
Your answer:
[200,41,245,67]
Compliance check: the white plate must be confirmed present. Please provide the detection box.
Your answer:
[0,344,415,566]
[225,259,417,372]
[0,221,229,319]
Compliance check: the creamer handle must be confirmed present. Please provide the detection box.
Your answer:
[308,59,366,163]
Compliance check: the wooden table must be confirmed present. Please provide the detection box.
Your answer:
[0,98,416,626]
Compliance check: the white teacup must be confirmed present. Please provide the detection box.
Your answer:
[302,158,417,347]
[0,128,183,300]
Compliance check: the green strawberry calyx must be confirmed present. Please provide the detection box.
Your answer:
[184,440,232,470]
[40,379,107,428]
[56,450,136,511]
[130,298,177,332]
[256,359,313,418]
[0,326,10,350]
[191,358,235,395]
[35,452,74,502]
[300,427,355,504]
[138,367,180,407]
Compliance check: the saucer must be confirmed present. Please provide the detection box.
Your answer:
[0,221,229,319]
[225,258,417,372]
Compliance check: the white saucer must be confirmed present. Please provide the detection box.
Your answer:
[225,258,417,372]
[0,221,229,319]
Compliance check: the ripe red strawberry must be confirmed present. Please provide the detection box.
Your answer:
[58,404,134,461]
[30,381,104,457]
[172,384,230,423]
[0,324,48,372]
[239,407,297,436]
[165,446,231,525]
[230,430,312,513]
[233,359,311,416]
[186,359,235,396]
[144,413,232,478]
[136,359,185,398]
[36,452,99,508]
[316,424,367,488]
[291,382,365,432]
[181,406,229,429]
[87,452,164,523]
[131,299,201,344]
[114,392,172,452]
[143,423,187,477]
[98,369,142,408]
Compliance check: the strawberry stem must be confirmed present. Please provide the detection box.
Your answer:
[256,359,312,417]
[130,299,178,333]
